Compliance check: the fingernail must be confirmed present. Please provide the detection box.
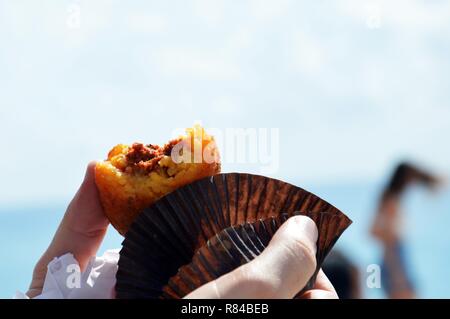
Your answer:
[293,215,318,239]
[283,216,318,254]
[83,161,97,182]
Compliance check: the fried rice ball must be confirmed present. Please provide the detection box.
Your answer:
[95,125,221,235]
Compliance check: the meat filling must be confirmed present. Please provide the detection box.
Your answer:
[125,138,182,174]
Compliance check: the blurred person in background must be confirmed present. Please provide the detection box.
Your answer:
[322,250,361,299]
[371,162,445,298]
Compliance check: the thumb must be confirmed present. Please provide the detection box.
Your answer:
[186,215,318,299]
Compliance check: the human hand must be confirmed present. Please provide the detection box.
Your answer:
[185,215,338,299]
[27,167,337,299]
[27,161,109,298]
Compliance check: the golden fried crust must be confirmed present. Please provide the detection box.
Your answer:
[95,126,221,235]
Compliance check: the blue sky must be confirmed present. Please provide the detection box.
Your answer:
[0,0,449,204]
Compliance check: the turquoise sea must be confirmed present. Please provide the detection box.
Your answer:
[1,182,449,299]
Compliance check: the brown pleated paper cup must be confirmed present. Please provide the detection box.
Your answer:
[115,173,352,299]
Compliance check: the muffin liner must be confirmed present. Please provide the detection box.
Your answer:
[161,211,351,298]
[115,173,352,299]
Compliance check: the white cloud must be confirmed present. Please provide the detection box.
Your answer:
[226,26,254,52]
[151,48,241,79]
[127,13,168,34]
[211,96,240,115]
[289,31,327,75]
[193,0,226,24]
[249,0,291,21]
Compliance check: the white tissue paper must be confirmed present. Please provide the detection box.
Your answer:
[14,249,120,299]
